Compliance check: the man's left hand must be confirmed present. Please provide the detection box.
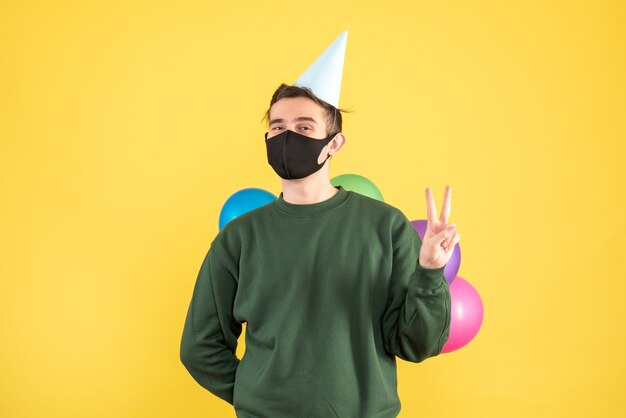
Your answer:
[418,185,461,269]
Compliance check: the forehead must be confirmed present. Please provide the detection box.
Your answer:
[269,97,326,123]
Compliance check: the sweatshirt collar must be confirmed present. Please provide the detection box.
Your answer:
[274,185,350,216]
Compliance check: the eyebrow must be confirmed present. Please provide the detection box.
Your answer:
[269,117,318,125]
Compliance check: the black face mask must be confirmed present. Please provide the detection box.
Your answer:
[265,129,337,180]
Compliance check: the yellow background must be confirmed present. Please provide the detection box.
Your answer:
[1,0,625,417]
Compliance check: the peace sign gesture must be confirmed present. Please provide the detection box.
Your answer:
[418,185,461,270]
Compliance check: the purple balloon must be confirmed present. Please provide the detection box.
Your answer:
[410,219,460,284]
[440,276,484,353]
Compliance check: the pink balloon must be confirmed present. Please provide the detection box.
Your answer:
[441,276,484,353]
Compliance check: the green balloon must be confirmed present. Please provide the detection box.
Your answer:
[331,174,384,201]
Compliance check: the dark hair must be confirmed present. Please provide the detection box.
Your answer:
[262,83,352,136]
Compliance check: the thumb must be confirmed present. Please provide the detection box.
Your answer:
[433,224,457,242]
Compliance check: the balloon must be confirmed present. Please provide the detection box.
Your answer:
[440,276,483,353]
[410,219,460,285]
[219,188,277,230]
[331,174,384,201]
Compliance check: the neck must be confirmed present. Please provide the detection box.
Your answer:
[280,163,338,204]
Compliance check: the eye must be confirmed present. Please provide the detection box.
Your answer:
[272,126,284,131]
[299,126,312,131]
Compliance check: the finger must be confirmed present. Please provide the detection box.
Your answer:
[444,232,460,251]
[425,187,437,222]
[434,224,457,243]
[441,229,460,249]
[441,224,456,243]
[440,185,451,223]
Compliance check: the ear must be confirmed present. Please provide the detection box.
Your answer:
[328,133,346,156]
[317,133,346,165]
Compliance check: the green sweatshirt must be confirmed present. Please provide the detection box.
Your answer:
[180,185,451,418]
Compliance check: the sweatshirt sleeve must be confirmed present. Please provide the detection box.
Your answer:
[381,227,452,363]
[180,244,242,405]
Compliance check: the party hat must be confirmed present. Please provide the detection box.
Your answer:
[294,30,348,108]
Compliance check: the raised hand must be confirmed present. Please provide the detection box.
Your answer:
[418,185,460,269]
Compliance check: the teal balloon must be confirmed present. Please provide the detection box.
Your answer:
[219,188,277,230]
[331,174,384,201]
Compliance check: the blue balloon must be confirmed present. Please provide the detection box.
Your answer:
[219,188,277,230]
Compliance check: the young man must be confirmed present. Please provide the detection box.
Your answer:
[180,83,460,418]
